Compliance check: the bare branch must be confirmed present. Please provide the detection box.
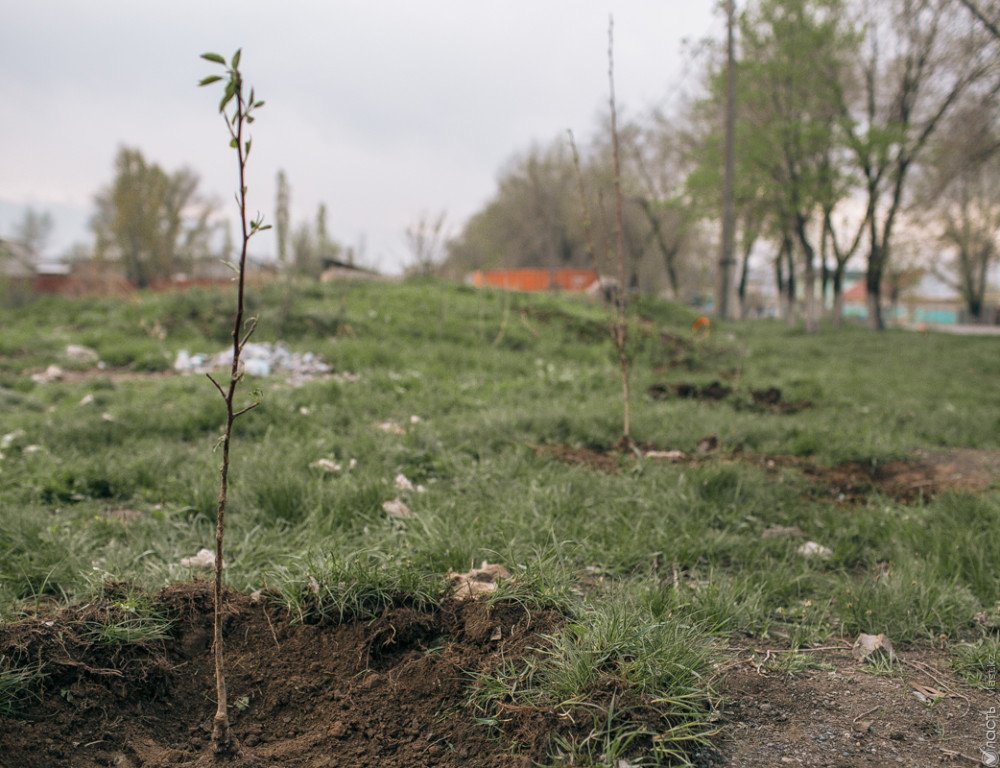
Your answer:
[205,373,227,400]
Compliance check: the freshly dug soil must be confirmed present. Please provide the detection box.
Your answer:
[1,585,992,767]
[0,584,566,768]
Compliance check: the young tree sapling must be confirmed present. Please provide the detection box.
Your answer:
[198,48,269,756]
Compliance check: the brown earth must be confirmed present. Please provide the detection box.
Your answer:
[757,448,1000,504]
[715,645,993,767]
[0,584,573,768]
[540,445,1000,504]
[1,585,992,768]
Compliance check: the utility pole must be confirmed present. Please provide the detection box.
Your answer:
[715,0,737,320]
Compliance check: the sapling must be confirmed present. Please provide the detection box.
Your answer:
[198,49,268,756]
[568,17,633,449]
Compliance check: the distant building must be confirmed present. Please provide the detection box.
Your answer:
[0,238,71,295]
[842,272,969,325]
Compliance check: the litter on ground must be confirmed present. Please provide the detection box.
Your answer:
[180,548,216,569]
[174,342,351,387]
[797,541,833,558]
[447,562,512,600]
[383,499,413,519]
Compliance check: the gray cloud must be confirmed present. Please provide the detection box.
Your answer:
[0,1,715,271]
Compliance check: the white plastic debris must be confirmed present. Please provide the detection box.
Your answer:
[797,541,833,558]
[448,562,512,601]
[1,430,25,449]
[79,393,95,406]
[409,415,422,425]
[852,633,897,664]
[383,499,413,519]
[31,365,65,384]
[394,474,425,493]
[180,548,216,569]
[173,342,340,387]
[310,458,342,473]
[644,449,687,461]
[64,344,100,364]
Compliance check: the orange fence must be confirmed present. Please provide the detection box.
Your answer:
[470,269,599,293]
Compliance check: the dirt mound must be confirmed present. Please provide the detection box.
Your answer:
[0,584,565,768]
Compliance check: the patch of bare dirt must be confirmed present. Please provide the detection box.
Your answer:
[647,381,812,413]
[533,443,623,473]
[758,449,1000,504]
[0,583,568,768]
[540,443,999,503]
[715,645,991,767]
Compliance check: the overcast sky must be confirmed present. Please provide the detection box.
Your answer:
[0,1,719,273]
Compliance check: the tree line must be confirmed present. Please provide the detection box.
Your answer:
[444,0,1000,328]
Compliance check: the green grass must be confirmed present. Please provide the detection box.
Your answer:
[0,655,43,716]
[1,279,998,763]
[951,639,1000,689]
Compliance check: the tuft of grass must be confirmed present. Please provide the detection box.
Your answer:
[0,655,44,716]
[272,550,446,624]
[950,639,1000,689]
[835,561,980,643]
[83,590,172,645]
[471,595,716,765]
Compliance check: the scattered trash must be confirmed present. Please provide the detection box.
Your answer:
[348,458,358,470]
[249,589,263,604]
[23,445,42,455]
[383,499,413,519]
[394,473,426,493]
[310,458,342,473]
[64,344,100,365]
[409,415,422,425]
[101,412,115,423]
[645,449,687,462]
[448,562,511,601]
[852,633,896,664]
[489,627,502,641]
[298,406,311,416]
[911,682,950,703]
[375,420,406,435]
[1,430,25,449]
[173,342,344,387]
[79,393,95,406]
[180,548,216,569]
[797,541,832,558]
[762,525,807,540]
[31,365,65,384]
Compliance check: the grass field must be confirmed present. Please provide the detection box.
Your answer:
[1,280,998,765]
